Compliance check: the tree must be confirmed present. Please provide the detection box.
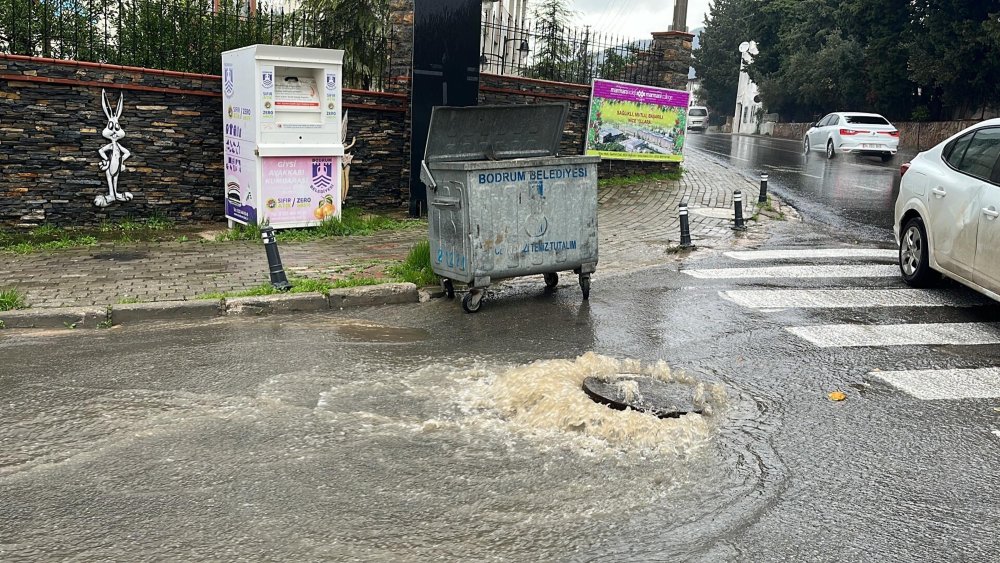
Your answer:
[692,0,756,124]
[742,0,915,121]
[525,0,573,82]
[909,0,1000,119]
[838,0,915,119]
[0,0,102,59]
[298,0,390,89]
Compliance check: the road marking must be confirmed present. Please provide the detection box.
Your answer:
[873,368,1000,400]
[722,289,984,309]
[786,323,1000,347]
[724,248,897,261]
[682,265,898,279]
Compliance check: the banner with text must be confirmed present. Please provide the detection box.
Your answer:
[585,79,689,162]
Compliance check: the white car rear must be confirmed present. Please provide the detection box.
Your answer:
[893,118,1000,302]
[804,112,899,162]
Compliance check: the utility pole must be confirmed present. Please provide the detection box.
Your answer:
[670,0,689,32]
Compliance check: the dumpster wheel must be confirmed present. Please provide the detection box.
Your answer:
[543,272,559,289]
[580,274,591,300]
[441,278,455,299]
[462,289,484,313]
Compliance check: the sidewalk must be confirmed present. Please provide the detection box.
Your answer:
[0,151,786,325]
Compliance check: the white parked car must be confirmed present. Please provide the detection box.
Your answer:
[894,118,1000,301]
[687,106,709,132]
[804,112,899,162]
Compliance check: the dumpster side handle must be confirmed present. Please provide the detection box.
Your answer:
[420,160,437,191]
[430,196,461,210]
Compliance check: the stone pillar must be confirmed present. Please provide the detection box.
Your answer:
[387,0,414,95]
[650,31,694,92]
[388,0,414,205]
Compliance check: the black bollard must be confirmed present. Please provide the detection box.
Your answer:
[758,173,769,203]
[733,190,747,231]
[261,226,292,291]
[679,199,693,248]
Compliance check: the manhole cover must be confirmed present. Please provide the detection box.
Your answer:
[91,251,149,261]
[582,376,702,419]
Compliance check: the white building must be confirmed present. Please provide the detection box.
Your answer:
[481,0,531,75]
[733,41,763,135]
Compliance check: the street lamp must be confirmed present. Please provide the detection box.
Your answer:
[480,37,530,74]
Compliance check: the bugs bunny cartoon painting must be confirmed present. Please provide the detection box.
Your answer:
[94,89,132,207]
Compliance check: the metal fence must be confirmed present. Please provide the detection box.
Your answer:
[481,11,662,86]
[1,0,660,90]
[0,0,391,90]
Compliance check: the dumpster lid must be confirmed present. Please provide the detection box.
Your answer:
[423,104,569,163]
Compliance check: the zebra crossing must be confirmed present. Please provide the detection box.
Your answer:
[682,247,1000,401]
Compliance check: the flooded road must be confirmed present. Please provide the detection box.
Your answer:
[686,133,918,240]
[3,253,998,560]
[0,301,772,561]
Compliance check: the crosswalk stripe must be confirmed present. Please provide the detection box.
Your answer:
[683,265,899,279]
[722,289,985,309]
[725,249,898,261]
[786,323,1000,347]
[873,368,1000,400]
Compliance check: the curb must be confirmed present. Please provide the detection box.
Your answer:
[0,283,419,329]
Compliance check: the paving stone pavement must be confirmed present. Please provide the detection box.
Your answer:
[1,151,787,310]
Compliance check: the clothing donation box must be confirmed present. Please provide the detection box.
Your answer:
[221,45,345,229]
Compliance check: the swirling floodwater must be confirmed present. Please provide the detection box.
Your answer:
[1,335,778,561]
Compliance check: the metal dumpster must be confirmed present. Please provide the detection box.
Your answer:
[420,103,601,313]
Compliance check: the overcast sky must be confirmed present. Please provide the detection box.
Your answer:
[570,0,712,39]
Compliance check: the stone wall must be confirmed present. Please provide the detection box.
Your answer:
[769,120,980,151]
[0,54,408,229]
[2,57,682,230]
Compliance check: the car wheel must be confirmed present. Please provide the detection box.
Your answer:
[803,137,810,155]
[826,140,836,159]
[881,153,893,163]
[899,216,935,287]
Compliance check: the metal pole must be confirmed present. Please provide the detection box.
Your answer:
[260,226,293,291]
[758,173,769,203]
[679,199,693,248]
[733,190,747,231]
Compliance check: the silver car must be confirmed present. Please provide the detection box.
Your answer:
[894,118,1000,301]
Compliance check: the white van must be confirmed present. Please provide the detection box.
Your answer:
[687,106,709,131]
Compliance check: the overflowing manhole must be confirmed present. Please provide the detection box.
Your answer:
[582,375,703,419]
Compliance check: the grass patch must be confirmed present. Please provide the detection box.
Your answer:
[116,297,143,304]
[194,274,382,300]
[215,208,425,242]
[1,214,176,254]
[751,195,787,221]
[598,167,684,188]
[386,240,438,286]
[215,221,262,242]
[0,288,27,311]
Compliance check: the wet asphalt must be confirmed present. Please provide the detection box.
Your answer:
[686,132,917,242]
[2,135,999,561]
[2,251,999,561]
